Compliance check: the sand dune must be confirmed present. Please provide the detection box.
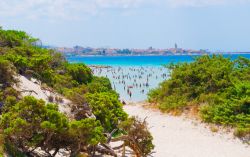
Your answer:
[124,104,250,157]
[15,75,73,118]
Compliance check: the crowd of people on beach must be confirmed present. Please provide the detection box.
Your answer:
[92,66,168,102]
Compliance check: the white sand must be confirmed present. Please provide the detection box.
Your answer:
[14,75,250,157]
[124,104,250,157]
[15,75,73,118]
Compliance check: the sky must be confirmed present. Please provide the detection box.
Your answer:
[0,0,250,52]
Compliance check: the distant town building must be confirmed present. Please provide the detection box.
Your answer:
[53,44,210,56]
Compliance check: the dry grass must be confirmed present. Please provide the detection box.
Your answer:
[209,125,219,133]
[184,104,200,120]
[168,109,182,116]
[55,96,64,103]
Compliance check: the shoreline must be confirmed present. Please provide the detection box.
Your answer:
[66,54,208,57]
[67,54,250,68]
[66,53,250,57]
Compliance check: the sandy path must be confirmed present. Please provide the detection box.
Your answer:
[124,104,250,157]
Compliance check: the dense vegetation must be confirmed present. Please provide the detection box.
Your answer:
[148,55,250,138]
[0,28,154,156]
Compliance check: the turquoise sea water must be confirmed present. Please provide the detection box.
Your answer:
[67,54,250,102]
[67,54,250,66]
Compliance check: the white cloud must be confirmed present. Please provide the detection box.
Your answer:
[166,0,250,7]
[167,0,226,7]
[0,0,249,20]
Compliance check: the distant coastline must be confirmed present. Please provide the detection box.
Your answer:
[65,54,207,57]
[65,52,250,58]
[44,44,210,56]
[42,45,250,57]
[64,52,250,57]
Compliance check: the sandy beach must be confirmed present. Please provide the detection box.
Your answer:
[124,103,250,157]
[14,75,250,157]
[91,66,250,157]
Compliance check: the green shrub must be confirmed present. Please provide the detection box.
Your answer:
[0,96,105,156]
[87,76,113,94]
[66,63,93,85]
[149,55,250,137]
[86,92,128,131]
[0,57,17,88]
[159,95,187,112]
[4,142,26,157]
[0,27,154,156]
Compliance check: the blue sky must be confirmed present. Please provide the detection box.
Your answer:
[1,0,250,52]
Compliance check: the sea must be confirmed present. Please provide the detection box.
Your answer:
[67,54,250,102]
[67,54,250,66]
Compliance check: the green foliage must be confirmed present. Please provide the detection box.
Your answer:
[69,118,105,146]
[0,57,17,88]
[0,96,105,156]
[0,130,4,157]
[149,55,234,104]
[4,53,29,74]
[4,142,26,157]
[0,29,64,88]
[158,95,187,112]
[1,97,50,146]
[66,63,93,85]
[0,29,37,47]
[64,85,88,106]
[86,92,128,131]
[119,117,154,156]
[87,76,113,94]
[200,81,250,135]
[0,87,20,115]
[149,55,250,137]
[0,28,99,94]
[0,27,154,156]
